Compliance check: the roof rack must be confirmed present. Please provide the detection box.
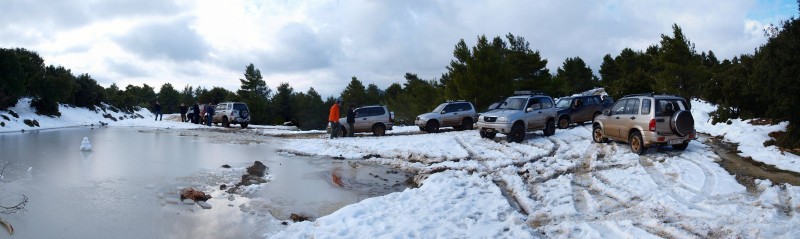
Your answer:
[445,100,467,103]
[513,90,546,96]
[622,93,654,98]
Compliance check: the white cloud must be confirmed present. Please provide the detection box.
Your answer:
[0,0,796,98]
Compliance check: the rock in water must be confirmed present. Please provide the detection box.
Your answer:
[79,137,92,151]
[180,187,211,201]
[246,161,267,177]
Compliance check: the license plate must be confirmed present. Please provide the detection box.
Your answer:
[669,139,683,145]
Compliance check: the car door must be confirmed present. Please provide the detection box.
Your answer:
[604,99,629,139]
[441,103,460,126]
[619,98,641,139]
[354,108,370,132]
[367,107,385,130]
[525,98,546,130]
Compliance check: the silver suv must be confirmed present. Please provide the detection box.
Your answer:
[592,93,696,154]
[476,91,558,143]
[211,102,251,128]
[415,101,477,133]
[335,105,394,136]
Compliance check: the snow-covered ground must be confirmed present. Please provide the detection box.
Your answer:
[3,97,800,238]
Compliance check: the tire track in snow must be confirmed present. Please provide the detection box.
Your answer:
[638,156,716,215]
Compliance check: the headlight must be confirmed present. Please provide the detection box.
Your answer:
[497,117,508,122]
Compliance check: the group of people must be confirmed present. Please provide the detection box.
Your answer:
[153,101,215,126]
[328,99,356,139]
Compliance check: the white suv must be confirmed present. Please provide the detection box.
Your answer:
[211,102,250,128]
[415,101,477,133]
[331,105,394,136]
[476,91,558,143]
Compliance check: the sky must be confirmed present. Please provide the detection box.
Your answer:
[1,0,797,98]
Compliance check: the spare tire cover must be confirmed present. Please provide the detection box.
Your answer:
[671,110,694,137]
[240,109,249,119]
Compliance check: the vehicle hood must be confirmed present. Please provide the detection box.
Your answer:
[416,112,439,120]
[480,109,522,118]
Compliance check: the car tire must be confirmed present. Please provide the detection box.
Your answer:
[462,118,474,130]
[544,119,556,136]
[339,127,346,137]
[592,125,607,143]
[222,117,230,128]
[479,130,496,139]
[629,131,646,155]
[558,116,570,129]
[672,141,689,150]
[373,124,386,136]
[240,123,248,129]
[507,123,525,143]
[426,120,439,133]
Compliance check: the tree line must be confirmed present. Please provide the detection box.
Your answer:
[1,9,799,148]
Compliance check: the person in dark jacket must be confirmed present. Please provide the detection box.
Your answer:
[346,105,356,137]
[179,103,188,122]
[153,101,162,121]
[192,102,201,124]
[205,102,215,126]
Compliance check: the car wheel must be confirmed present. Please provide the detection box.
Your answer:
[672,141,689,150]
[592,125,607,143]
[373,124,386,136]
[426,120,439,133]
[240,123,248,129]
[462,118,474,130]
[558,117,570,129]
[222,117,230,128]
[338,127,346,137]
[479,130,496,139]
[544,119,556,136]
[507,123,525,143]
[629,131,646,155]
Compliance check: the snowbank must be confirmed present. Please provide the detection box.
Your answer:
[692,99,800,173]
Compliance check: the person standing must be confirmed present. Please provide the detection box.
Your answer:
[154,101,162,121]
[179,103,188,122]
[346,104,356,137]
[205,102,215,126]
[328,99,341,139]
[192,102,201,124]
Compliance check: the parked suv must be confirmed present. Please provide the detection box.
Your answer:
[592,93,696,154]
[476,91,558,143]
[415,101,477,133]
[555,95,609,129]
[211,102,251,128]
[333,105,394,136]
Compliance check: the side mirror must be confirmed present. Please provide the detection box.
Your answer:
[440,110,446,114]
[603,109,611,116]
[526,107,533,113]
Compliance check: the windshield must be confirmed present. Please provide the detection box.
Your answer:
[555,98,573,108]
[500,98,527,110]
[432,103,448,113]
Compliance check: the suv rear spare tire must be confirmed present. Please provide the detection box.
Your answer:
[671,110,694,137]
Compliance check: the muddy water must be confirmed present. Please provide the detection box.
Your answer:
[0,127,411,238]
[700,134,800,192]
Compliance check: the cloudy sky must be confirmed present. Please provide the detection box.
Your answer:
[1,0,797,98]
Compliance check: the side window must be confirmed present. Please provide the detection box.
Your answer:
[527,98,542,110]
[641,99,651,115]
[625,99,640,115]
[355,108,366,117]
[443,104,458,113]
[588,97,599,106]
[374,107,386,116]
[611,99,628,114]
[541,98,553,109]
[461,103,473,111]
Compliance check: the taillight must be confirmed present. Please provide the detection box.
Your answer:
[649,119,656,131]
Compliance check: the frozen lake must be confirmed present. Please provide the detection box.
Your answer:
[0,127,410,238]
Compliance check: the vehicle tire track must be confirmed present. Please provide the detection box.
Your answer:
[638,157,714,214]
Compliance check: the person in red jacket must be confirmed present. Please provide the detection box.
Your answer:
[328,99,341,139]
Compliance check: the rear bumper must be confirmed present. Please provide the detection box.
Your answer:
[642,131,696,147]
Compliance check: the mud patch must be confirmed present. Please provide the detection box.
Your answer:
[703,134,800,193]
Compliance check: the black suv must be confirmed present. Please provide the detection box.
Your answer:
[555,95,611,129]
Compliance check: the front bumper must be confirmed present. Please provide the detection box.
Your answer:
[476,121,513,134]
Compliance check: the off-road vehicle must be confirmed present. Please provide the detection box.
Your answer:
[331,105,394,136]
[555,95,608,129]
[476,91,558,143]
[415,101,477,133]
[211,102,251,128]
[592,93,696,154]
